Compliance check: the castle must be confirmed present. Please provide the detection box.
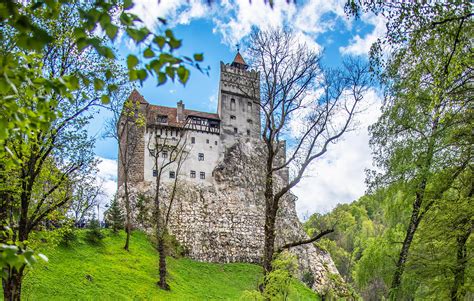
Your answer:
[117,53,343,295]
[118,52,262,187]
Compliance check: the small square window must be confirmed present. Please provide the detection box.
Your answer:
[214,141,218,146]
[162,151,168,158]
[190,170,196,178]
[234,128,238,134]
[153,170,157,177]
[206,139,209,144]
[169,171,175,179]
[198,153,204,161]
[191,137,195,144]
[200,172,205,179]
[247,119,253,124]
[247,129,251,136]
[230,115,236,120]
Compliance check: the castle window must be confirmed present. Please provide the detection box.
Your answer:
[209,120,219,128]
[215,141,218,146]
[247,129,251,136]
[156,114,168,124]
[153,169,157,177]
[162,151,168,158]
[234,127,238,134]
[247,102,252,112]
[169,171,175,179]
[247,119,253,124]
[230,98,236,111]
[206,139,209,144]
[191,137,195,144]
[230,115,236,120]
[149,149,155,156]
[190,170,196,178]
[200,172,205,179]
[198,153,204,161]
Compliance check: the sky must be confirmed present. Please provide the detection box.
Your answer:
[91,0,386,220]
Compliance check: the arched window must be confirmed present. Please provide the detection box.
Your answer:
[230,98,236,111]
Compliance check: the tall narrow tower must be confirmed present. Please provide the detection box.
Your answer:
[218,52,260,148]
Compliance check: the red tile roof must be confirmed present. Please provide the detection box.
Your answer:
[233,52,247,65]
[128,89,149,104]
[127,90,219,127]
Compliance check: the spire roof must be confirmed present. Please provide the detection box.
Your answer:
[231,51,249,70]
[233,52,247,65]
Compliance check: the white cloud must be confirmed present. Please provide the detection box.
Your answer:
[129,0,351,51]
[293,89,381,218]
[339,13,386,56]
[96,157,118,205]
[208,93,218,111]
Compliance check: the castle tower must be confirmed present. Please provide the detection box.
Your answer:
[218,52,260,148]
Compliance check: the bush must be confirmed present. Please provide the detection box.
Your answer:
[302,270,315,288]
[59,220,77,247]
[85,218,104,244]
[164,232,187,258]
[105,196,124,233]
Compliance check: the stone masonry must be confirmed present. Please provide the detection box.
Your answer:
[123,139,343,294]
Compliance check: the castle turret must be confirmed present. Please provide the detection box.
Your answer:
[177,100,185,122]
[218,52,260,148]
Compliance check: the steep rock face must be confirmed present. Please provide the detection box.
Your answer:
[124,140,342,293]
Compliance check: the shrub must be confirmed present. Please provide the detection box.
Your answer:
[105,196,124,233]
[85,218,104,244]
[59,219,77,247]
[302,270,315,288]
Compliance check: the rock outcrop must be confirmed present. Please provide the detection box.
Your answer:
[122,139,344,294]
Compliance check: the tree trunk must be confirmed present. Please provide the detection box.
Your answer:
[2,268,24,301]
[390,193,423,299]
[123,181,131,251]
[157,236,170,290]
[450,224,471,300]
[261,160,279,297]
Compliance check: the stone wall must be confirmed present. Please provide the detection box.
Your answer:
[121,139,345,295]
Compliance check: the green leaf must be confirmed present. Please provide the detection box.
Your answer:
[127,55,139,69]
[144,48,155,58]
[154,36,166,49]
[158,72,167,85]
[101,95,110,104]
[137,69,148,82]
[165,66,175,81]
[105,24,119,41]
[169,38,182,50]
[94,78,105,90]
[165,29,174,39]
[123,0,134,9]
[193,53,204,62]
[105,70,113,80]
[177,66,190,84]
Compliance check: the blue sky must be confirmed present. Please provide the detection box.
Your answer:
[92,0,385,218]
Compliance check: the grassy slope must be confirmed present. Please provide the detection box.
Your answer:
[12,231,318,300]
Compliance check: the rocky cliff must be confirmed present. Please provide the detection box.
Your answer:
[122,139,345,295]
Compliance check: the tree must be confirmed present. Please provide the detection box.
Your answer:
[105,87,145,251]
[1,0,205,299]
[105,195,124,234]
[68,162,105,227]
[246,29,372,281]
[0,3,117,298]
[345,2,473,298]
[147,123,189,290]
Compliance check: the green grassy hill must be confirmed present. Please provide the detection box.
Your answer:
[7,231,318,300]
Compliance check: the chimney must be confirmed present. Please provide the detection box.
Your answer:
[177,100,185,122]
